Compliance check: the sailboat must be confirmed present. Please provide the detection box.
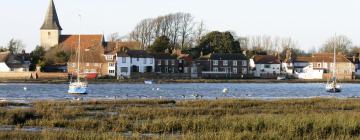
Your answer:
[68,33,88,94]
[325,45,341,93]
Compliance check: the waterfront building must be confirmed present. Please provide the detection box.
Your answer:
[251,55,281,78]
[0,51,31,72]
[116,50,155,78]
[202,53,249,78]
[152,53,179,74]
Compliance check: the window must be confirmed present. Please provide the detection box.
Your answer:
[86,63,89,66]
[157,60,162,65]
[317,63,321,68]
[137,58,139,61]
[233,61,237,66]
[109,63,114,67]
[179,60,183,63]
[323,63,327,68]
[242,60,247,66]
[120,67,128,72]
[165,67,168,73]
[165,60,169,65]
[150,59,153,64]
[72,63,76,68]
[171,60,175,65]
[264,64,270,68]
[233,68,238,74]
[213,60,218,66]
[242,68,247,74]
[144,58,147,64]
[106,55,113,60]
[184,67,188,73]
[223,60,228,66]
[109,70,115,74]
[122,57,126,63]
[214,67,218,72]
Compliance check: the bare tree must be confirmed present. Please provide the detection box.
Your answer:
[129,12,204,50]
[108,32,122,42]
[7,39,25,54]
[320,35,352,55]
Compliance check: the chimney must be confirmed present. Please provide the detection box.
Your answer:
[353,56,356,63]
[242,50,247,56]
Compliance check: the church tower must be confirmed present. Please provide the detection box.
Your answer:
[40,0,62,50]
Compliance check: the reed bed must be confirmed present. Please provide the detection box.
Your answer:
[0,98,360,139]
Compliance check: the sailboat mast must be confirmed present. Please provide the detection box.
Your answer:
[333,43,336,78]
[77,14,82,82]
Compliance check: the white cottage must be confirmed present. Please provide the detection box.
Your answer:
[116,50,154,78]
[0,51,30,72]
[251,55,281,78]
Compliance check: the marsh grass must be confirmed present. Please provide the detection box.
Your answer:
[2,99,360,139]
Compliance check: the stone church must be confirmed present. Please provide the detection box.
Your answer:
[39,0,109,77]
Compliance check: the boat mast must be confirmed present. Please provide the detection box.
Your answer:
[333,42,336,78]
[77,14,82,83]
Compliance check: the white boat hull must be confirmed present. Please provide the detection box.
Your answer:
[68,82,88,94]
[326,84,341,93]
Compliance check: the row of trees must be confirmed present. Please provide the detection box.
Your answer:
[128,12,206,50]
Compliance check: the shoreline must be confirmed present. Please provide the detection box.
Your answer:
[0,79,360,84]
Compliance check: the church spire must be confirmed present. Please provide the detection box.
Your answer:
[41,0,62,30]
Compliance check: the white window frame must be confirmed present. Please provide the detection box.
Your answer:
[171,60,175,65]
[242,60,247,66]
[223,60,228,66]
[144,58,147,64]
[165,60,169,65]
[233,68,238,74]
[213,60,218,66]
[122,57,126,63]
[233,61,237,66]
[150,59,153,64]
[214,67,218,72]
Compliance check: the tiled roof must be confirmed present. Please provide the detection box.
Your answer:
[117,50,153,58]
[105,41,141,54]
[59,35,104,51]
[211,53,248,60]
[294,56,313,62]
[295,53,351,63]
[253,55,281,64]
[60,34,105,63]
[0,52,10,62]
[68,46,106,63]
[151,53,177,59]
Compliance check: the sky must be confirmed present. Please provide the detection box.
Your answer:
[1,0,360,52]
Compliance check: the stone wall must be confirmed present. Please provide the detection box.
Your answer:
[0,72,32,79]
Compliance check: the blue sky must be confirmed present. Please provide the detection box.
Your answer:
[1,0,360,52]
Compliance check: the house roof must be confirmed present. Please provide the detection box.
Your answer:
[294,56,313,62]
[40,0,62,30]
[59,35,104,51]
[253,55,281,64]
[117,50,153,58]
[0,52,10,62]
[105,41,141,54]
[211,53,248,60]
[151,53,177,59]
[68,46,106,63]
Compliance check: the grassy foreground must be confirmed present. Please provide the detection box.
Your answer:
[1,99,360,139]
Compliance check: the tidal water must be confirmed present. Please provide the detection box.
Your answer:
[0,83,359,101]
